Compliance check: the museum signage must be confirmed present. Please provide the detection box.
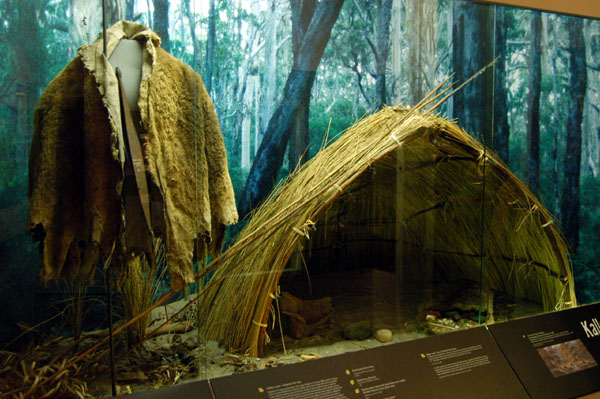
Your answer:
[210,326,527,399]
[581,317,600,338]
[488,302,600,399]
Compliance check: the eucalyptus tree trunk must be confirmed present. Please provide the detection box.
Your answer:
[106,0,125,26]
[446,2,453,117]
[582,20,600,178]
[549,15,562,216]
[261,0,278,141]
[375,0,392,109]
[288,0,317,171]
[70,0,123,52]
[125,0,135,21]
[204,0,216,93]
[350,0,392,109]
[406,1,424,105]
[69,0,98,55]
[9,0,47,162]
[405,0,436,106]
[492,6,509,164]
[452,0,494,145]
[234,22,262,163]
[153,0,170,52]
[182,0,198,67]
[452,1,494,318]
[391,0,403,104]
[146,0,152,27]
[373,0,393,110]
[560,16,587,254]
[239,0,345,218]
[590,21,600,178]
[241,75,256,171]
[527,11,542,197]
[254,78,261,158]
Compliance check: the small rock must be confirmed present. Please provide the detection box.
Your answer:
[342,320,372,340]
[444,311,461,322]
[375,329,392,343]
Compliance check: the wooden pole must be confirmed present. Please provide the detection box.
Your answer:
[102,1,116,396]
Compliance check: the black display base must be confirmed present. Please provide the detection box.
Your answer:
[118,303,600,399]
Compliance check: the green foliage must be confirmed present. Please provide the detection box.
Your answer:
[0,0,72,210]
[228,161,249,205]
[310,98,366,155]
[324,0,377,108]
[170,39,194,66]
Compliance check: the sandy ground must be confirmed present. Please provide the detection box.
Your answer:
[88,270,542,397]
[91,319,430,397]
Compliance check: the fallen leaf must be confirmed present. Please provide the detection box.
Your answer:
[300,353,321,360]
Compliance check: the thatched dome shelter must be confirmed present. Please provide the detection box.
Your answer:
[197,105,576,357]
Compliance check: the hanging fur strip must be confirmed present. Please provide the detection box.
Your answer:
[27,21,238,290]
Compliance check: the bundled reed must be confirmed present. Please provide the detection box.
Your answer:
[196,104,575,357]
[119,239,167,347]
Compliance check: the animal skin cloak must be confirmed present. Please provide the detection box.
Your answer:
[28,21,238,290]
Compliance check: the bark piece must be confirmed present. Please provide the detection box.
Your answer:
[280,291,334,339]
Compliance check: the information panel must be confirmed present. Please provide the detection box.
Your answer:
[210,326,527,399]
[118,378,214,399]
[488,302,600,399]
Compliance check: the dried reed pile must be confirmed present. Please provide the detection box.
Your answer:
[197,105,575,357]
[0,338,92,398]
[119,239,167,347]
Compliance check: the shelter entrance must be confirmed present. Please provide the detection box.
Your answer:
[275,147,543,348]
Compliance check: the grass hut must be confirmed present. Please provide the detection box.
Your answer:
[197,105,576,357]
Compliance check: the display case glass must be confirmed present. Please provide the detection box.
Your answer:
[0,0,597,397]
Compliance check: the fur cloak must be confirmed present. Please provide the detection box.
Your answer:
[28,21,238,290]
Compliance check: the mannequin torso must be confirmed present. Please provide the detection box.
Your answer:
[108,39,142,111]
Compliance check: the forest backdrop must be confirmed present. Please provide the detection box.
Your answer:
[0,0,599,342]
